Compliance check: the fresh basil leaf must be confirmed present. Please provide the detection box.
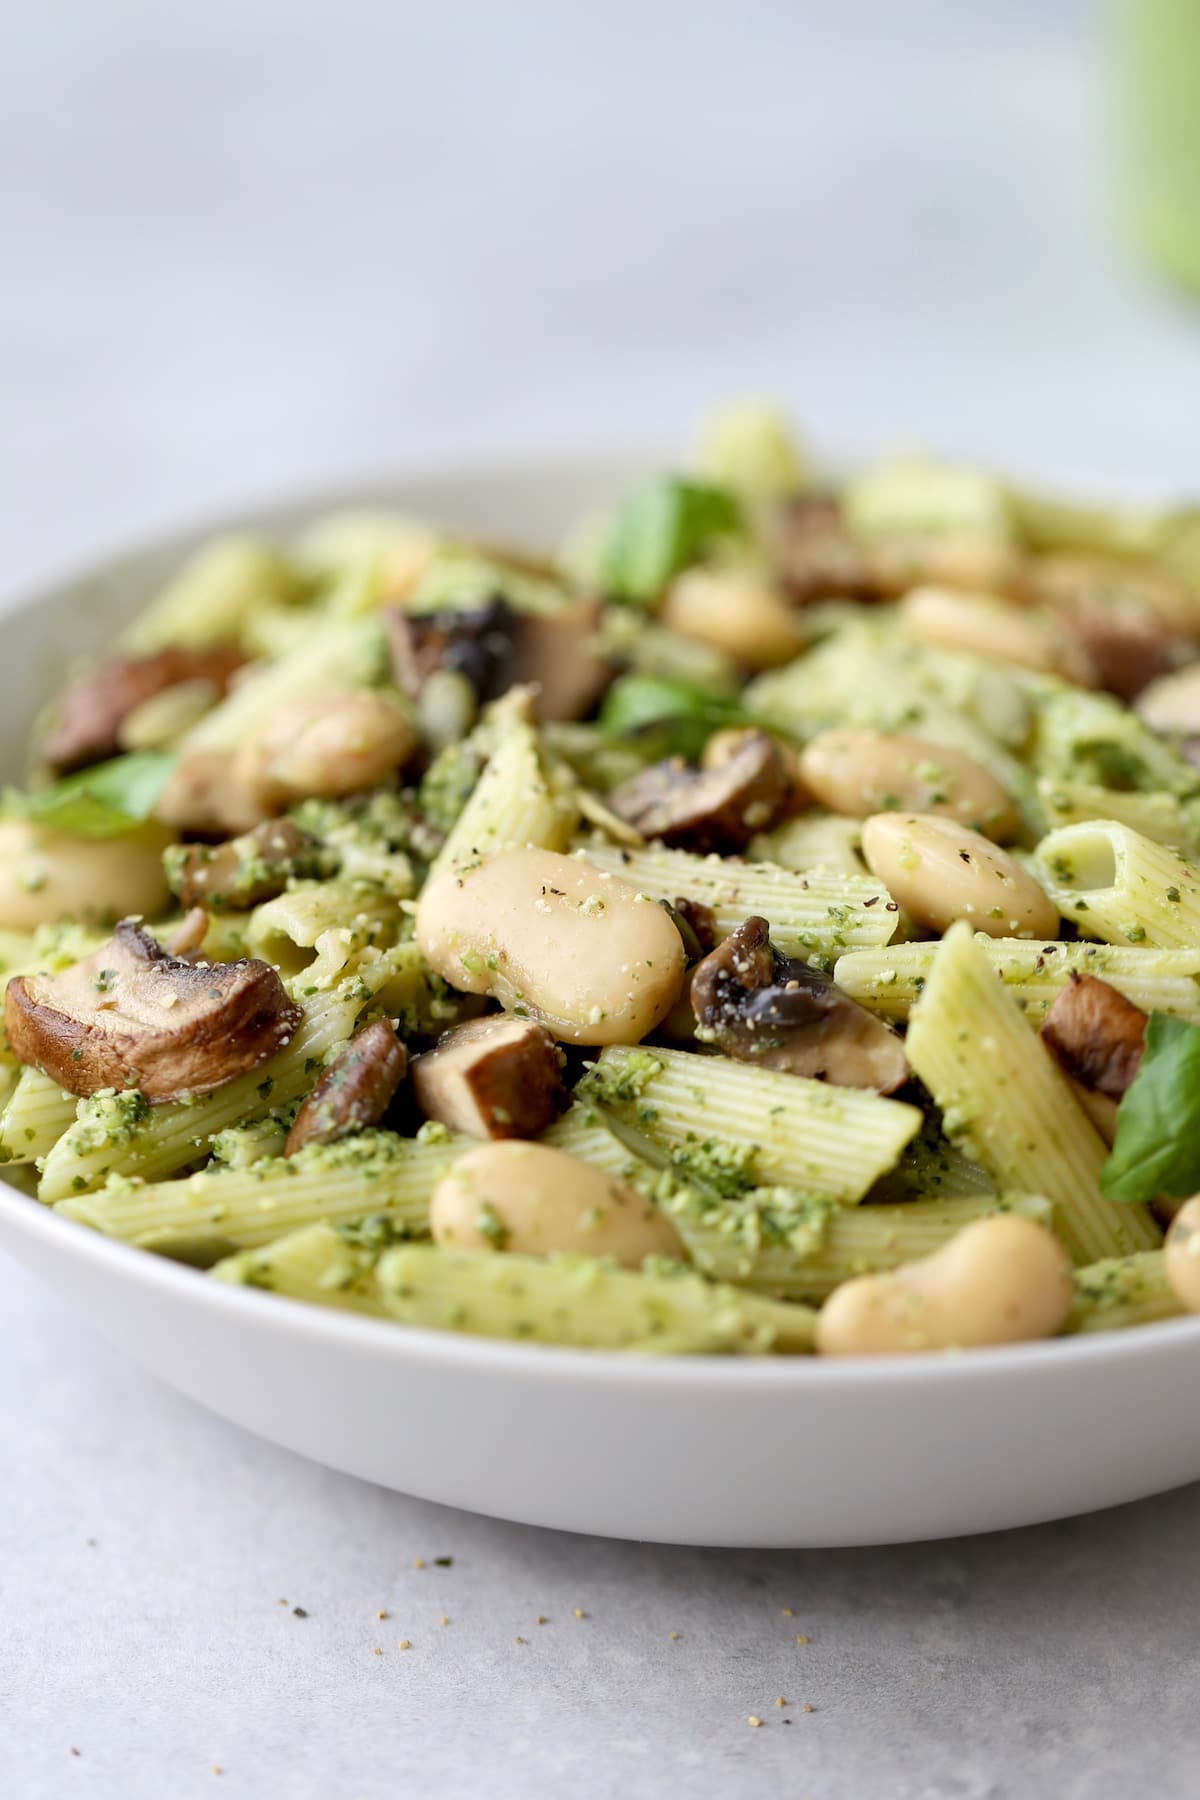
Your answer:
[598,674,757,761]
[6,750,178,839]
[600,477,742,605]
[1101,1013,1200,1202]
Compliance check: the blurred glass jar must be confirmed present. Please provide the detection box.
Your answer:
[1119,0,1200,293]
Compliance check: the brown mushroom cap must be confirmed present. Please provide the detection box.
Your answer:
[1051,603,1185,703]
[387,599,520,703]
[689,915,909,1093]
[284,1018,408,1154]
[609,730,792,855]
[166,818,319,912]
[410,1015,565,1140]
[387,595,609,723]
[1040,974,1147,1100]
[763,493,881,605]
[5,920,301,1102]
[42,645,246,775]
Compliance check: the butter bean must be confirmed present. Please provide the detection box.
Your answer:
[902,586,1095,685]
[1137,664,1200,736]
[0,818,173,931]
[799,729,1018,842]
[816,1215,1074,1355]
[430,1139,683,1266]
[1164,1195,1200,1313]
[415,847,687,1045]
[234,690,417,807]
[661,568,804,670]
[861,811,1058,938]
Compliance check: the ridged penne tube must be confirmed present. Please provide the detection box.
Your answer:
[369,939,484,1038]
[375,1245,817,1353]
[211,1217,414,1314]
[184,618,387,751]
[540,1103,646,1176]
[210,1118,290,1169]
[1030,685,1200,802]
[904,923,1160,1262]
[1036,778,1200,853]
[0,1067,79,1165]
[245,882,403,979]
[547,1096,995,1209]
[749,812,867,878]
[58,1130,468,1262]
[0,923,103,991]
[584,1045,922,1202]
[1034,820,1200,949]
[121,537,298,654]
[665,1189,1054,1303]
[428,717,578,879]
[578,838,899,962]
[1066,1250,1184,1335]
[834,936,1200,1025]
[38,981,366,1202]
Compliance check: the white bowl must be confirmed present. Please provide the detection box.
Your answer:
[2,449,1198,1548]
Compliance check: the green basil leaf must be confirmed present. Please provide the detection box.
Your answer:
[1101,1013,1200,1202]
[600,477,742,605]
[6,750,178,839]
[598,674,756,761]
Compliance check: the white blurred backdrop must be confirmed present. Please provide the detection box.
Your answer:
[2,0,1198,591]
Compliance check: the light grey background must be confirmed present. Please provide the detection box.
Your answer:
[2,3,1199,1795]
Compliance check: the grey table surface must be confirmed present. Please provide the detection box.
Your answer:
[2,3,1200,1795]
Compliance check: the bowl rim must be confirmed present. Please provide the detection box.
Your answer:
[3,1179,1197,1389]
[1,445,1196,1391]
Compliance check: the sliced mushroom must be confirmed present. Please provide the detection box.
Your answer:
[608,730,792,854]
[42,645,246,775]
[5,920,301,1102]
[387,595,609,723]
[161,907,211,959]
[763,493,880,605]
[1030,551,1200,638]
[517,595,611,721]
[284,1018,408,1154]
[155,747,270,838]
[1051,603,1185,703]
[669,897,720,959]
[410,1015,565,1140]
[1040,974,1147,1101]
[165,818,320,912]
[388,599,520,704]
[689,915,909,1093]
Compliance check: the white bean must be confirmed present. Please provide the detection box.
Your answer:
[815,1215,1074,1355]
[799,729,1017,842]
[902,586,1095,685]
[861,811,1058,939]
[661,568,803,669]
[429,1140,683,1266]
[234,690,417,806]
[415,846,687,1045]
[1137,664,1200,735]
[0,818,173,931]
[1164,1195,1200,1313]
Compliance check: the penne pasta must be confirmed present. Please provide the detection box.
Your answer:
[904,923,1160,1262]
[578,837,899,962]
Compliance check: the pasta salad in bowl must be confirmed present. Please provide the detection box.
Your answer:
[1,412,1199,1543]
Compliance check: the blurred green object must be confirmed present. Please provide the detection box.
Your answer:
[1120,0,1200,293]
